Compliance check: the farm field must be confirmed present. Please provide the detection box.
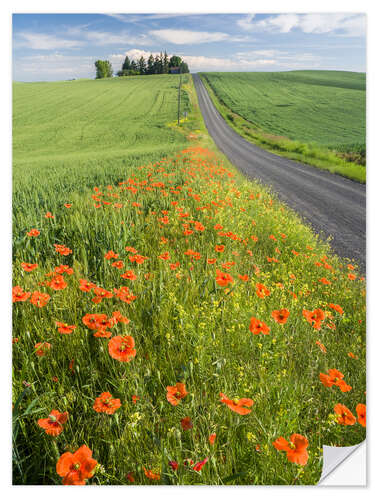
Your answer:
[12,74,366,485]
[200,71,366,181]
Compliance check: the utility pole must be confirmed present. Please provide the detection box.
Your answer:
[177,65,182,125]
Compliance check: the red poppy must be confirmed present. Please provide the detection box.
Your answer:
[256,283,270,299]
[132,395,139,404]
[82,313,112,331]
[112,260,124,269]
[21,262,38,272]
[104,250,119,260]
[356,404,366,427]
[56,321,76,334]
[38,409,68,436]
[319,369,351,392]
[215,244,225,252]
[271,309,290,324]
[302,308,325,330]
[238,274,249,282]
[56,445,97,485]
[207,258,217,264]
[328,303,344,315]
[193,457,208,472]
[126,472,135,482]
[34,342,51,357]
[348,273,356,280]
[55,265,73,275]
[121,270,137,281]
[108,335,136,362]
[64,203,72,208]
[315,340,327,353]
[334,404,356,425]
[209,433,216,445]
[169,461,178,471]
[249,317,270,335]
[125,246,138,254]
[27,228,40,237]
[30,291,50,307]
[166,383,188,406]
[93,392,121,414]
[79,279,95,292]
[273,434,309,465]
[12,286,31,302]
[220,393,254,415]
[180,417,193,430]
[54,244,72,256]
[143,468,160,480]
[47,275,67,290]
[112,311,130,324]
[45,212,54,219]
[215,270,234,287]
[158,252,170,261]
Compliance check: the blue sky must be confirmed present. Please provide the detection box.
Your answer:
[12,13,366,81]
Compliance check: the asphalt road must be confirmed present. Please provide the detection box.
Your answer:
[193,74,366,272]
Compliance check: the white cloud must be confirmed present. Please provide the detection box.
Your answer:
[150,29,232,45]
[83,30,152,46]
[237,13,366,37]
[14,32,85,50]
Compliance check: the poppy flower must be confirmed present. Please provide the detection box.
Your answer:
[356,404,366,427]
[215,245,225,252]
[180,417,193,430]
[249,317,270,335]
[93,392,121,414]
[319,278,331,285]
[238,274,249,282]
[319,369,351,392]
[27,228,40,237]
[45,212,54,219]
[255,283,270,299]
[112,260,124,269]
[56,321,76,334]
[55,265,73,275]
[121,270,137,281]
[112,311,130,324]
[126,472,135,483]
[82,313,112,331]
[348,352,358,359]
[193,457,208,472]
[169,461,178,471]
[12,286,31,302]
[271,309,290,324]
[328,303,344,315]
[21,262,38,272]
[273,434,309,465]
[38,409,68,436]
[34,342,51,357]
[54,244,72,256]
[104,250,119,260]
[169,262,180,270]
[166,383,188,406]
[207,258,217,264]
[215,270,234,287]
[131,395,139,404]
[334,404,356,425]
[143,468,160,480]
[79,279,95,292]
[108,335,136,362]
[64,203,72,208]
[302,308,325,330]
[348,273,356,280]
[47,275,67,290]
[56,445,97,485]
[315,340,327,353]
[158,252,170,261]
[220,393,254,415]
[209,433,217,445]
[30,291,50,307]
[125,246,138,254]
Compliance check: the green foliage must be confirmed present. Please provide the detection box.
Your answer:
[94,60,113,79]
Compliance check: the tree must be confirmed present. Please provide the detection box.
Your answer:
[163,50,169,74]
[180,61,190,74]
[154,54,161,74]
[130,60,137,71]
[169,55,182,69]
[122,55,131,71]
[95,60,113,79]
[147,54,155,75]
[138,56,146,75]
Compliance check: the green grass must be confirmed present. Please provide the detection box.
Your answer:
[200,71,366,182]
[12,74,366,485]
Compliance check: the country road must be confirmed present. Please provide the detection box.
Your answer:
[193,74,366,272]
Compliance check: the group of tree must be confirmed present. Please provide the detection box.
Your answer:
[117,51,189,77]
[95,52,189,79]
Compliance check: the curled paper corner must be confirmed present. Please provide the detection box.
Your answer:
[318,440,366,485]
